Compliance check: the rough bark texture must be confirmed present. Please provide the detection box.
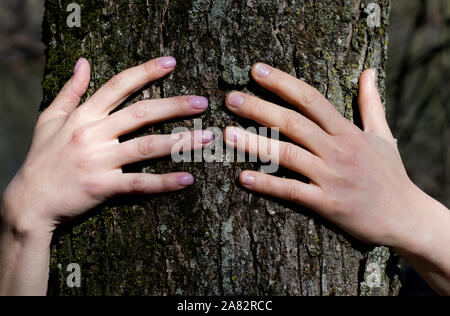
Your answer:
[42,0,400,296]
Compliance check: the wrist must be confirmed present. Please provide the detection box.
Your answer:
[1,185,53,247]
[391,184,450,259]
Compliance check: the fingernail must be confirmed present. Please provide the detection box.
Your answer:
[201,130,215,143]
[73,58,83,75]
[226,128,242,143]
[189,96,209,110]
[371,69,377,83]
[158,56,177,69]
[254,64,271,78]
[177,174,194,186]
[241,173,255,185]
[228,93,244,108]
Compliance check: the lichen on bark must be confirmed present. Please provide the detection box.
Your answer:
[42,0,399,296]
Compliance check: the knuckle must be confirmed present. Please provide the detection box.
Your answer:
[137,137,155,157]
[108,73,127,94]
[181,95,192,108]
[271,72,284,92]
[161,176,173,192]
[282,143,300,164]
[142,61,154,77]
[287,183,303,202]
[300,87,321,107]
[75,150,97,170]
[71,126,93,145]
[259,177,271,195]
[324,191,350,218]
[248,97,262,118]
[130,102,149,119]
[323,197,343,218]
[284,111,303,135]
[82,176,104,197]
[130,175,148,193]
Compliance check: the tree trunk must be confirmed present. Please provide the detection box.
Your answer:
[42,0,400,296]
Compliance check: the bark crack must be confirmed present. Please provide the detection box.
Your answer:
[247,199,260,295]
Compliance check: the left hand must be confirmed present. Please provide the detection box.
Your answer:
[1,57,213,236]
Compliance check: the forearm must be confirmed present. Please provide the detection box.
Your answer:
[0,198,53,296]
[394,188,450,295]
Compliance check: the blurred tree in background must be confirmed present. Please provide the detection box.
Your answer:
[0,0,44,190]
[387,0,449,208]
[386,0,449,296]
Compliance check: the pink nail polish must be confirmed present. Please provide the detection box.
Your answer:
[201,130,215,143]
[241,174,255,185]
[73,58,83,75]
[227,128,241,143]
[158,56,177,69]
[254,64,271,78]
[177,174,194,186]
[189,96,209,110]
[228,93,244,108]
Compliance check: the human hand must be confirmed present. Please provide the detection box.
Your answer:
[224,64,428,249]
[1,57,213,236]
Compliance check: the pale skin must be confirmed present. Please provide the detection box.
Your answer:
[0,58,449,296]
[0,57,215,295]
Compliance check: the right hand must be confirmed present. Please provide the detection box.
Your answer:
[224,64,438,251]
[2,57,213,236]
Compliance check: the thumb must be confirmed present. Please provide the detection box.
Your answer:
[39,58,91,124]
[357,69,394,141]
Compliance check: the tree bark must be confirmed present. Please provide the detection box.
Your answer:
[42,0,400,296]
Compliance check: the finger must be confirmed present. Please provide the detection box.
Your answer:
[95,96,209,140]
[38,58,90,124]
[224,127,325,181]
[225,92,331,156]
[239,171,322,210]
[107,131,215,168]
[81,57,177,117]
[251,63,350,135]
[105,172,195,196]
[358,69,394,140]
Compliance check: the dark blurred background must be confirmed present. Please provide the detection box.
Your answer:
[0,0,43,190]
[387,0,449,209]
[0,0,448,295]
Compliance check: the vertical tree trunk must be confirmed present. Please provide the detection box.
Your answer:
[42,0,400,296]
